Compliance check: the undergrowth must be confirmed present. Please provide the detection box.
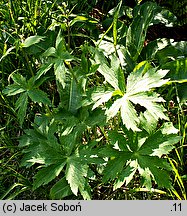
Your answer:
[0,0,186,200]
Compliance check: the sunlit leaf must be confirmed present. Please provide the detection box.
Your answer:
[22,35,45,48]
[94,49,119,89]
[54,60,67,89]
[92,89,113,110]
[65,156,90,198]
[105,62,169,131]
[2,84,26,96]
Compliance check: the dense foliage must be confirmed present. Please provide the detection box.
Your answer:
[0,0,187,200]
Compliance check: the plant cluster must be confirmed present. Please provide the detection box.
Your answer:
[0,0,186,200]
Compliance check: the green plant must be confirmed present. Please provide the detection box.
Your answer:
[1,0,186,200]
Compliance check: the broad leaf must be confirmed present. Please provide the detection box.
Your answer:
[11,73,27,87]
[2,84,26,96]
[93,49,119,89]
[139,122,181,157]
[65,156,91,199]
[152,7,177,26]
[50,177,73,199]
[33,163,66,190]
[113,161,137,190]
[102,153,131,183]
[163,59,187,83]
[35,63,54,81]
[28,89,51,105]
[54,60,68,89]
[105,62,169,131]
[15,92,28,126]
[55,29,66,55]
[91,88,113,110]
[19,118,64,167]
[68,77,82,114]
[101,122,181,190]
[141,38,170,61]
[126,2,157,61]
[139,111,158,134]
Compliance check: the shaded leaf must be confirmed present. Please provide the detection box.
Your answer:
[11,73,27,86]
[113,161,137,190]
[28,89,51,105]
[139,122,181,157]
[35,63,54,81]
[68,77,81,114]
[15,92,28,126]
[50,177,73,199]
[55,30,66,54]
[102,122,181,190]
[33,163,66,190]
[126,2,157,61]
[102,153,131,183]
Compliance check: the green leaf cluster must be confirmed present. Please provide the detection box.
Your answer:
[3,73,51,125]
[101,122,181,190]
[1,1,185,200]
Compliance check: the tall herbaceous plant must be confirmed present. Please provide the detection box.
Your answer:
[1,0,186,199]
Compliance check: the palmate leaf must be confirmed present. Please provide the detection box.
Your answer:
[139,110,158,134]
[101,122,181,190]
[3,73,28,96]
[19,114,100,199]
[139,122,180,157]
[19,117,64,167]
[39,30,75,88]
[113,161,138,190]
[20,139,64,167]
[95,61,170,131]
[91,45,170,131]
[35,63,54,81]
[91,88,113,110]
[3,72,52,125]
[102,152,131,183]
[126,64,169,94]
